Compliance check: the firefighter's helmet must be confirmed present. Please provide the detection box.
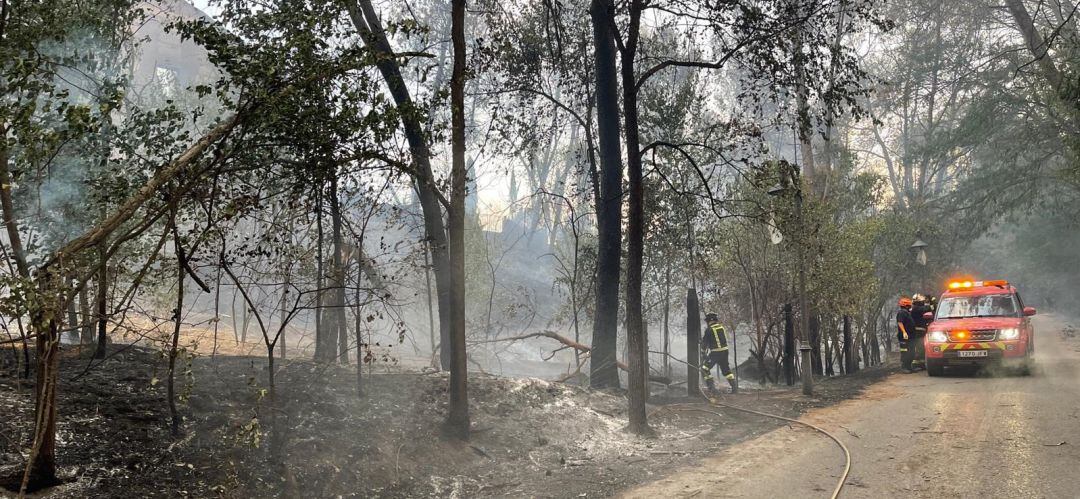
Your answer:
[705,312,719,323]
[898,296,912,307]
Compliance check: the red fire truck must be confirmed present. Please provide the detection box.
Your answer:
[924,279,1037,376]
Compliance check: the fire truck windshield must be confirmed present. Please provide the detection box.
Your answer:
[936,294,1019,319]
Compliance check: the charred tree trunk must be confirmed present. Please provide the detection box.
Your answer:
[843,315,854,374]
[686,287,701,397]
[94,245,109,359]
[443,0,470,440]
[620,0,650,435]
[588,0,623,390]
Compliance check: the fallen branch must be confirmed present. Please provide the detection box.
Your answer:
[475,330,671,384]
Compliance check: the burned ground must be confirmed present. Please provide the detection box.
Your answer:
[0,346,893,498]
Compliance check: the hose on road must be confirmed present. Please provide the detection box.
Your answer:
[703,394,851,499]
[651,352,851,498]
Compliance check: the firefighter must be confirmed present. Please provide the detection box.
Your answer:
[702,313,737,393]
[910,294,933,371]
[897,296,916,373]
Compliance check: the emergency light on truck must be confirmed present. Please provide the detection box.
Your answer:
[947,279,1008,290]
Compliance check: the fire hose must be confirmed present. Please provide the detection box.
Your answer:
[652,352,851,499]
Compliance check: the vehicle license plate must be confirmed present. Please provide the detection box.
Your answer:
[957,350,988,358]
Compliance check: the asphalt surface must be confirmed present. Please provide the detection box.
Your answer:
[624,314,1080,498]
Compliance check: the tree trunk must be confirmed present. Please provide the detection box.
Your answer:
[0,135,30,279]
[313,186,333,362]
[843,315,854,374]
[686,287,701,397]
[1005,0,1066,94]
[662,264,671,378]
[829,328,838,373]
[279,271,288,360]
[810,314,822,376]
[861,329,870,368]
[230,292,240,343]
[329,175,348,363]
[588,0,623,390]
[94,245,108,359]
[168,226,186,437]
[443,0,470,440]
[423,242,438,369]
[570,226,583,376]
[620,0,649,434]
[783,303,795,386]
[354,247,364,397]
[65,278,78,344]
[267,345,281,463]
[22,297,61,492]
[794,41,817,196]
[347,0,453,371]
[79,286,92,344]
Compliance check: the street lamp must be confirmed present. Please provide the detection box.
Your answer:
[766,163,813,396]
[910,235,928,266]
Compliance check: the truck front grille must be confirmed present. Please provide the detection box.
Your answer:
[949,329,997,342]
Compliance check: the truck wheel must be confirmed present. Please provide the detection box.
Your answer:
[927,360,944,377]
[1019,357,1033,376]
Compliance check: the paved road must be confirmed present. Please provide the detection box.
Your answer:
[624,314,1080,498]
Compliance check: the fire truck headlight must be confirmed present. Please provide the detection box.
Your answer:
[928,331,949,343]
[999,328,1020,340]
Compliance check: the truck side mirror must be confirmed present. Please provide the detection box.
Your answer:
[922,312,934,321]
[1023,306,1037,317]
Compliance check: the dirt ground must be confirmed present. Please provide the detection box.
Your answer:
[0,342,895,498]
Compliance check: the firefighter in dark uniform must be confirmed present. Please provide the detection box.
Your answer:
[896,296,915,373]
[910,294,933,371]
[702,313,737,393]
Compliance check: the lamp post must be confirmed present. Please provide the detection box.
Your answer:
[910,234,929,297]
[910,235,928,266]
[767,163,813,396]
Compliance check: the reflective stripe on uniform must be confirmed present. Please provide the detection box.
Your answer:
[710,347,728,352]
[725,373,735,380]
[710,324,726,349]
